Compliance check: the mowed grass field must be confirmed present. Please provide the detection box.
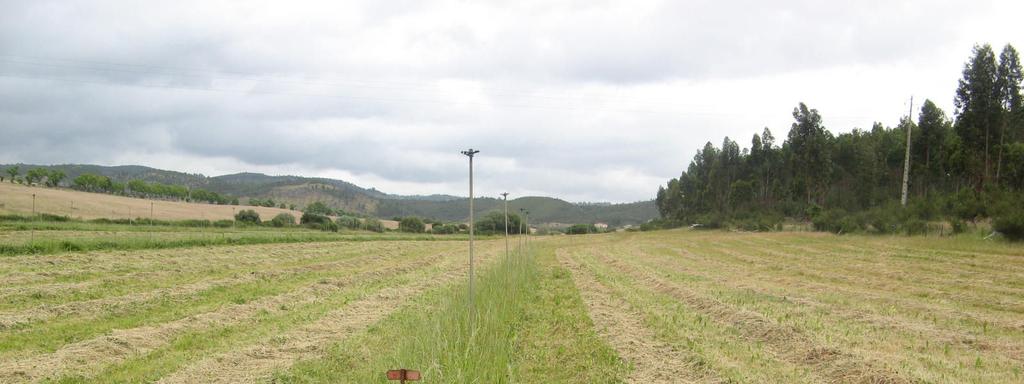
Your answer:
[0,224,1021,383]
[0,183,301,222]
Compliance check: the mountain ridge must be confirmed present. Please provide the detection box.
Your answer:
[0,163,658,226]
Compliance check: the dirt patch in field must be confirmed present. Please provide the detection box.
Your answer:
[557,248,710,384]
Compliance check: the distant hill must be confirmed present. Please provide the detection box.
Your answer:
[1,163,658,226]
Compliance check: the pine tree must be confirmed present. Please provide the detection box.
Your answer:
[954,44,1001,190]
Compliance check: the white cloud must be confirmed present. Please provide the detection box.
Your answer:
[0,0,1021,202]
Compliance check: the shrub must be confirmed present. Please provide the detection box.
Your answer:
[949,218,967,234]
[336,215,361,230]
[812,208,847,233]
[213,219,234,228]
[566,223,598,235]
[300,212,331,226]
[304,201,333,216]
[234,209,261,224]
[270,213,296,227]
[399,217,425,233]
[432,223,460,234]
[993,210,1024,241]
[362,217,384,233]
[693,213,723,229]
[866,208,898,234]
[949,190,985,220]
[903,219,928,235]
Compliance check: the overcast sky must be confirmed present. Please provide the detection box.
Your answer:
[1,1,1021,202]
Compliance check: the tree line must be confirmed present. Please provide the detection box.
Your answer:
[67,172,239,205]
[4,166,66,187]
[655,43,1024,238]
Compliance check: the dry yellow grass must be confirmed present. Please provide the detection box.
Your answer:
[0,182,300,221]
[559,229,1024,383]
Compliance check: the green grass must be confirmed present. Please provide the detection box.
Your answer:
[271,243,627,383]
[0,227,479,257]
[47,254,448,383]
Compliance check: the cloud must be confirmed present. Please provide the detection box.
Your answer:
[0,0,1020,202]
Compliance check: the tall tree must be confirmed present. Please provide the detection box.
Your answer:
[914,100,951,195]
[954,44,1001,190]
[997,44,1023,182]
[787,103,832,205]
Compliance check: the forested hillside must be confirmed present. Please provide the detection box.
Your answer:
[655,43,1024,237]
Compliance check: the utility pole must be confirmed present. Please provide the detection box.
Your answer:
[901,96,914,206]
[150,201,155,241]
[461,148,480,329]
[501,192,509,261]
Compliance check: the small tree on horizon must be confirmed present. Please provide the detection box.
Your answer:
[6,166,20,183]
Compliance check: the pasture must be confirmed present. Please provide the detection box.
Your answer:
[0,222,1020,383]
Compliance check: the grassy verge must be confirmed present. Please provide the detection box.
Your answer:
[0,231,473,256]
[271,243,627,383]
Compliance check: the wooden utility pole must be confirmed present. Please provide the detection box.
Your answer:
[901,96,914,206]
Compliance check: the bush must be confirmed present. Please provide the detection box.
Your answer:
[399,217,425,233]
[949,190,985,220]
[473,211,522,235]
[213,219,234,228]
[432,223,460,234]
[300,212,331,226]
[304,201,333,216]
[949,218,967,234]
[812,208,847,233]
[865,208,898,234]
[693,213,723,229]
[566,223,598,235]
[362,217,384,232]
[336,215,361,230]
[993,210,1024,241]
[270,213,296,227]
[730,212,782,232]
[235,209,261,224]
[903,219,928,235]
